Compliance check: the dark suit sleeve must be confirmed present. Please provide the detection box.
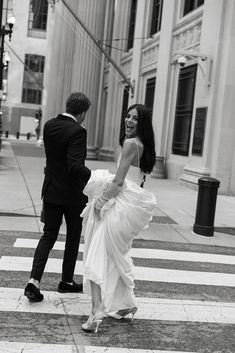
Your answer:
[67,127,91,182]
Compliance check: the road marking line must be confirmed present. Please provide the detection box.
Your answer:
[0,256,235,287]
[0,342,199,353]
[0,287,235,324]
[0,342,75,353]
[13,238,235,265]
[84,348,198,353]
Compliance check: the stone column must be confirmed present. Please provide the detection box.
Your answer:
[42,3,57,128]
[204,0,235,194]
[180,0,231,193]
[94,0,115,149]
[129,0,148,104]
[99,0,130,160]
[43,0,107,159]
[70,0,106,159]
[151,0,177,178]
[43,1,77,121]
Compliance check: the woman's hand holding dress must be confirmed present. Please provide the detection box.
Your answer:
[94,181,122,210]
[94,139,137,212]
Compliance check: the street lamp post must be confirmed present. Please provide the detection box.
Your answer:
[0,0,15,149]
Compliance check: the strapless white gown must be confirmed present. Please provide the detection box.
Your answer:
[81,166,157,313]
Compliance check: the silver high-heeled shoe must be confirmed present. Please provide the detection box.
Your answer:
[82,313,103,333]
[108,307,137,321]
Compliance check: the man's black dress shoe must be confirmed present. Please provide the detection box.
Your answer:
[58,280,83,293]
[24,283,44,302]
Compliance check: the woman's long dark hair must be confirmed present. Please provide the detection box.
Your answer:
[119,104,156,174]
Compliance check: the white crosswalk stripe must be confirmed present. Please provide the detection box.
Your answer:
[0,342,198,353]
[0,342,76,353]
[1,255,235,287]
[14,238,235,265]
[0,287,234,324]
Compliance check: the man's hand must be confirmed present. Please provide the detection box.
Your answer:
[94,207,101,221]
[94,194,109,211]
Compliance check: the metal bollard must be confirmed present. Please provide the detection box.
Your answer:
[193,177,220,237]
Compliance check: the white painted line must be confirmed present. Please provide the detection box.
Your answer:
[13,238,235,265]
[14,238,66,251]
[131,248,235,265]
[0,256,235,287]
[0,256,83,275]
[0,342,75,353]
[0,342,198,353]
[84,347,198,353]
[0,287,235,324]
[135,266,235,287]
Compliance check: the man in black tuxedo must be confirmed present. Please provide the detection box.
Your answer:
[24,92,91,302]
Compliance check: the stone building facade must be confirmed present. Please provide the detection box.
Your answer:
[5,0,235,195]
[1,0,48,138]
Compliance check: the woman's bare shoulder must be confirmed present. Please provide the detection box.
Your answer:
[123,137,142,147]
[123,137,135,144]
[124,137,143,150]
[122,138,138,153]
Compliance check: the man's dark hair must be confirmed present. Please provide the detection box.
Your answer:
[66,92,91,115]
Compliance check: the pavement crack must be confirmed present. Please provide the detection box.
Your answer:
[61,299,80,353]
[170,224,191,243]
[16,294,24,310]
[14,153,41,233]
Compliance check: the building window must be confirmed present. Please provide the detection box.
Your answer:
[150,0,163,36]
[22,54,45,105]
[28,0,48,31]
[172,65,197,156]
[183,0,204,16]
[192,107,207,156]
[127,0,137,50]
[145,77,156,116]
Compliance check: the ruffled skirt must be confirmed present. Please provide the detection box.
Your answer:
[81,169,157,313]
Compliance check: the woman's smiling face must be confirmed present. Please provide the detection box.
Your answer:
[125,108,138,138]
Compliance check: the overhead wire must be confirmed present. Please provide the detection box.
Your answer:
[59,0,134,92]
[6,2,151,102]
[5,42,43,90]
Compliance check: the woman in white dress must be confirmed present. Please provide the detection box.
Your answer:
[81,104,157,332]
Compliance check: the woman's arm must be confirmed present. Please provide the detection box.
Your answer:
[95,139,137,210]
[112,139,137,186]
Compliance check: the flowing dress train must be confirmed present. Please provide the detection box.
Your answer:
[81,160,157,313]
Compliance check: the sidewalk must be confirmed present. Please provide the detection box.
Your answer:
[1,138,235,249]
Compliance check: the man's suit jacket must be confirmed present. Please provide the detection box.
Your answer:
[41,114,91,206]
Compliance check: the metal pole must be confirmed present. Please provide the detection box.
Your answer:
[60,0,134,97]
[0,0,3,93]
[0,25,4,92]
[0,0,2,39]
[0,0,3,149]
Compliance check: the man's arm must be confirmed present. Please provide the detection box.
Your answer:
[67,127,91,182]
